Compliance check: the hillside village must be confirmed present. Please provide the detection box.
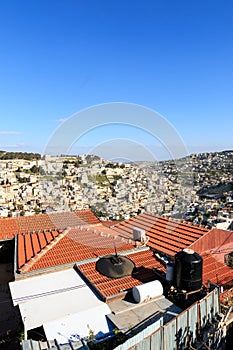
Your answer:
[0,150,232,229]
[1,1,233,349]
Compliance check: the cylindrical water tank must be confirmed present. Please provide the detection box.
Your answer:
[132,280,163,303]
[166,262,175,282]
[175,248,202,292]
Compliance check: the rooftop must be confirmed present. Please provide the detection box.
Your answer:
[111,213,208,255]
[189,227,233,289]
[0,209,100,240]
[14,211,233,292]
[202,252,233,288]
[10,268,111,341]
[107,295,181,332]
[0,217,19,239]
[7,210,233,349]
[16,225,134,275]
[189,227,233,261]
[76,248,165,302]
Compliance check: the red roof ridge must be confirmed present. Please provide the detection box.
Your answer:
[89,223,103,227]
[67,225,133,245]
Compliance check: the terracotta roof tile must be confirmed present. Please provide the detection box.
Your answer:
[48,211,97,230]
[17,229,61,272]
[31,233,41,255]
[37,232,48,250]
[202,252,233,288]
[0,210,100,240]
[100,220,120,227]
[17,226,134,274]
[14,210,232,293]
[44,230,53,243]
[51,230,59,238]
[112,213,208,256]
[25,234,34,262]
[76,248,232,301]
[189,228,233,256]
[74,210,100,225]
[15,214,55,234]
[77,249,165,301]
[0,217,19,239]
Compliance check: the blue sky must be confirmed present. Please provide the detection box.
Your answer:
[0,0,232,160]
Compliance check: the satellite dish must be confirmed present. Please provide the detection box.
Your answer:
[96,253,135,279]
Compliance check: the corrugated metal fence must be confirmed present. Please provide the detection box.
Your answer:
[113,318,163,350]
[114,289,220,350]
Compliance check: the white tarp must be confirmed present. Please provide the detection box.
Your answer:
[9,268,111,342]
[43,304,111,344]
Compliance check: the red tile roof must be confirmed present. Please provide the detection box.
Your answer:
[14,210,232,294]
[189,228,233,258]
[15,214,56,234]
[112,213,208,256]
[0,210,100,240]
[17,230,60,269]
[100,220,120,228]
[76,249,233,301]
[47,211,97,230]
[17,225,134,274]
[74,210,100,225]
[202,252,233,288]
[0,217,19,239]
[77,249,165,301]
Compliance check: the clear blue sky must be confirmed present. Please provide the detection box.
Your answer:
[0,0,232,160]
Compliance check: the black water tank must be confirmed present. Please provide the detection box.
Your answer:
[175,248,202,292]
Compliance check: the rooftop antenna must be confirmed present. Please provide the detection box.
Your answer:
[114,241,118,257]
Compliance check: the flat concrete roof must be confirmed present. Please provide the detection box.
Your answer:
[107,294,182,332]
[9,267,111,341]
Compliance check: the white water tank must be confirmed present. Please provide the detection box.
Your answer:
[166,262,175,282]
[132,280,163,303]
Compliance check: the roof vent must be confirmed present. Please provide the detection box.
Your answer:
[96,252,135,279]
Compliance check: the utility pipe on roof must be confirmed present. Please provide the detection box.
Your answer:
[23,317,27,340]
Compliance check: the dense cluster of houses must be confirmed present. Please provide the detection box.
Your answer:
[0,151,232,226]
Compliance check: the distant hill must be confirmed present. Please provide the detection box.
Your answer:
[0,149,232,163]
[198,182,233,199]
[0,151,41,160]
